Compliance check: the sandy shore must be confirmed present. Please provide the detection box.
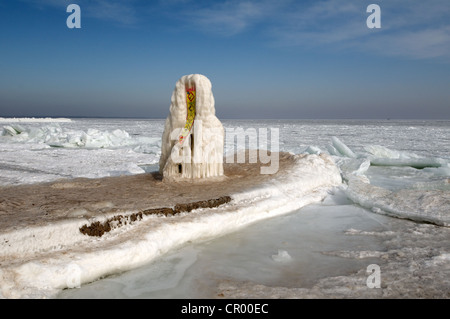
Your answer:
[0,152,296,233]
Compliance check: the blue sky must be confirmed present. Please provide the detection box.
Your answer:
[0,0,449,119]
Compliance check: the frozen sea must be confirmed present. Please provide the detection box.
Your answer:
[0,117,449,298]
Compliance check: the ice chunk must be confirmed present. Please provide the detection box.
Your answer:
[2,125,25,136]
[364,145,413,159]
[345,177,450,226]
[423,165,450,177]
[1,124,156,151]
[326,144,340,156]
[305,146,322,155]
[338,158,371,181]
[271,250,292,263]
[331,137,357,158]
[369,157,447,169]
[363,144,448,169]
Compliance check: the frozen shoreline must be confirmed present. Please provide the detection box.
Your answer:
[0,152,342,298]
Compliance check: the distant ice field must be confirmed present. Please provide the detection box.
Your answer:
[1,118,448,185]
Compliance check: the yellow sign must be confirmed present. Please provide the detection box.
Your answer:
[178,87,196,145]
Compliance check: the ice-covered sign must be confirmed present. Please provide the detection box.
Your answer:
[159,74,224,180]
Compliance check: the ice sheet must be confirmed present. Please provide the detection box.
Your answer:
[1,119,449,186]
[0,121,162,185]
[214,218,450,299]
[1,123,160,150]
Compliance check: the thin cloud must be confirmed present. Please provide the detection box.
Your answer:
[86,0,138,26]
[21,0,72,9]
[266,0,450,61]
[363,26,450,60]
[178,0,284,36]
[268,0,366,48]
[366,0,450,60]
[21,0,450,60]
[22,0,139,25]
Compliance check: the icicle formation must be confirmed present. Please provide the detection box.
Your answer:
[159,74,224,180]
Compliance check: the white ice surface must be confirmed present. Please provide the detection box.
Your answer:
[1,123,159,150]
[1,119,448,186]
[0,120,163,185]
